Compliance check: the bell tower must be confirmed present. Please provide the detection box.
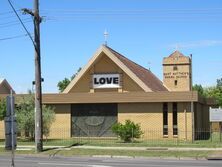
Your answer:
[163,51,191,91]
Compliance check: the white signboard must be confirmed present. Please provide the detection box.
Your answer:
[210,107,222,122]
[93,74,120,89]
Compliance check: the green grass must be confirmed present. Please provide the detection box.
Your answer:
[0,145,221,158]
[1,138,222,148]
[0,147,212,158]
[0,147,35,155]
[1,132,222,148]
[43,148,212,158]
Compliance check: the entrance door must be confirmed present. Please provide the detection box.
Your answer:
[71,103,117,137]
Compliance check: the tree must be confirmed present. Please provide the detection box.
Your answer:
[57,78,71,93]
[192,78,222,107]
[217,78,222,88]
[112,120,143,142]
[57,67,82,92]
[0,99,6,121]
[42,105,56,139]
[193,84,205,96]
[205,86,222,107]
[16,93,55,139]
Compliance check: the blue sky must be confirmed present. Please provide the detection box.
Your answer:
[1,0,222,93]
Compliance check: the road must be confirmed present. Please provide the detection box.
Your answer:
[0,155,221,167]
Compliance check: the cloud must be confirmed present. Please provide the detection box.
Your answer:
[169,40,222,49]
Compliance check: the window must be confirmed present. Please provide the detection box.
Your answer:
[173,102,178,136]
[163,103,168,136]
[174,80,178,86]
[173,65,178,71]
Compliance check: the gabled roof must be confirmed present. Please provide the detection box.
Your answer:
[63,45,168,93]
[106,46,168,92]
[0,78,15,94]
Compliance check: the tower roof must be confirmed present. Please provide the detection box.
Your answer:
[168,50,186,58]
[163,50,191,65]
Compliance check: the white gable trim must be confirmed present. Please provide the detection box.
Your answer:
[63,45,152,93]
[63,46,104,93]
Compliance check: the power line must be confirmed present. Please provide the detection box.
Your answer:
[0,10,28,20]
[40,8,222,12]
[0,18,32,26]
[0,15,23,20]
[0,34,30,41]
[45,15,222,22]
[38,8,222,22]
[0,20,32,28]
[40,8,222,17]
[7,0,36,48]
[0,10,19,15]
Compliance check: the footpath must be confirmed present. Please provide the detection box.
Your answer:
[1,145,222,160]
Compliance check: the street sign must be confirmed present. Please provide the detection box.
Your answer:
[4,95,17,150]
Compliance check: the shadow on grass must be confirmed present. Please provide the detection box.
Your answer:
[43,142,85,157]
[43,142,84,152]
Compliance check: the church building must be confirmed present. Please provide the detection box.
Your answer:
[42,45,211,140]
[0,45,213,140]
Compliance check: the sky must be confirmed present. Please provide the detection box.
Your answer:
[0,0,222,93]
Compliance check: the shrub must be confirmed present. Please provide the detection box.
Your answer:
[112,120,143,142]
[16,93,55,139]
[0,99,6,121]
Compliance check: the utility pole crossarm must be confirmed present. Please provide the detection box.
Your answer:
[21,8,34,16]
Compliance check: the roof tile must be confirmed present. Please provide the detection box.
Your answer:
[105,46,168,92]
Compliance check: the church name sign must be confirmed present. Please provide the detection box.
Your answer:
[164,72,190,79]
[210,107,222,122]
[93,74,120,89]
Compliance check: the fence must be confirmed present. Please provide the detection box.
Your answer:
[0,128,222,148]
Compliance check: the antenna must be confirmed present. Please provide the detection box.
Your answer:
[104,29,109,46]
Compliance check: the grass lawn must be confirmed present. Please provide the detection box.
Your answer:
[0,147,35,155]
[1,137,222,148]
[1,131,222,148]
[45,148,213,158]
[0,147,215,158]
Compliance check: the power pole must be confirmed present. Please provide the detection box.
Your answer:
[190,54,194,143]
[34,0,43,152]
[23,0,43,152]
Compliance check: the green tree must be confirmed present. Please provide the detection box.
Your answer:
[192,78,222,107]
[112,120,143,142]
[217,78,222,88]
[57,78,71,93]
[205,86,222,107]
[57,67,82,92]
[193,84,205,96]
[16,93,55,139]
[0,99,6,121]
